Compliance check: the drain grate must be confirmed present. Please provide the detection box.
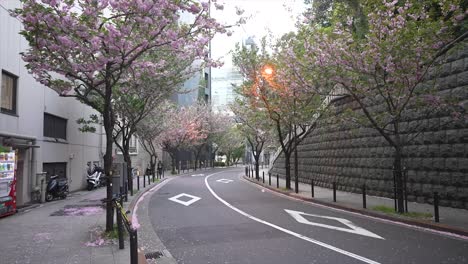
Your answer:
[145,251,163,260]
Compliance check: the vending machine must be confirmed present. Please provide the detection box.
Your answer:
[0,149,17,217]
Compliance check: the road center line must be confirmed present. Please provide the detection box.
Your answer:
[205,172,380,264]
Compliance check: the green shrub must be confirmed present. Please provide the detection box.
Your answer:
[214,161,225,167]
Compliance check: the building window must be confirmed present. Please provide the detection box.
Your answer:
[44,113,67,140]
[1,71,18,115]
[129,135,138,154]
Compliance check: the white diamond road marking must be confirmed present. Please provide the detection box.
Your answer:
[168,193,201,206]
[285,209,384,239]
[216,179,233,183]
[191,174,205,177]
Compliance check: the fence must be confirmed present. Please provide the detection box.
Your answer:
[113,194,139,264]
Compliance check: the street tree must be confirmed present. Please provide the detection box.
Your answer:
[136,101,174,179]
[232,38,325,190]
[157,104,209,173]
[297,0,467,212]
[113,46,198,191]
[230,97,274,180]
[13,0,228,231]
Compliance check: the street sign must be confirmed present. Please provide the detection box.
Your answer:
[285,209,384,239]
[168,193,201,206]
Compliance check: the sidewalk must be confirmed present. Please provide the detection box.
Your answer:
[0,167,215,264]
[246,168,468,236]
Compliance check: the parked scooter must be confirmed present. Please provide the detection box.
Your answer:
[87,164,104,191]
[45,175,69,202]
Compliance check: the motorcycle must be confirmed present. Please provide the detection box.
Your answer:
[46,175,69,202]
[87,165,104,191]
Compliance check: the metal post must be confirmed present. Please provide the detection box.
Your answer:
[116,203,124,249]
[262,171,265,183]
[362,184,367,209]
[311,180,314,198]
[148,173,151,186]
[123,183,128,202]
[130,229,138,264]
[143,175,146,188]
[137,176,140,190]
[276,174,279,188]
[393,166,397,212]
[434,192,440,223]
[404,167,408,213]
[333,182,337,202]
[269,173,271,185]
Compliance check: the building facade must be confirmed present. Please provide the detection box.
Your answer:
[0,1,104,206]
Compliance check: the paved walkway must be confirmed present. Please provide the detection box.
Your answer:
[249,168,468,233]
[0,167,214,264]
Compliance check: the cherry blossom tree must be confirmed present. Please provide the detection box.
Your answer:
[296,0,467,212]
[157,103,209,173]
[13,0,229,231]
[232,38,325,190]
[112,49,196,192]
[230,93,275,180]
[188,104,227,170]
[136,101,174,180]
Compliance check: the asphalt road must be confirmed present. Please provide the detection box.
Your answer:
[148,168,468,264]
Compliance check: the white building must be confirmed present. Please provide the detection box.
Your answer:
[0,1,105,206]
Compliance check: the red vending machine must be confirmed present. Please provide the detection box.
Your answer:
[0,149,17,217]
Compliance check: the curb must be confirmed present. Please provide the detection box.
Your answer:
[127,178,168,214]
[243,175,468,238]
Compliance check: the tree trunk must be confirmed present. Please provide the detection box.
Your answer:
[170,154,176,174]
[294,125,299,193]
[254,154,260,181]
[103,109,114,232]
[123,152,132,196]
[284,152,291,189]
[150,155,156,179]
[393,146,405,213]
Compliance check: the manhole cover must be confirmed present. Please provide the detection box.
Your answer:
[145,251,163,260]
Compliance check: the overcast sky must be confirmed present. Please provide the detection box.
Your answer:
[211,0,306,68]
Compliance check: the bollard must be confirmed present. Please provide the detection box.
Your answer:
[116,204,124,249]
[333,182,337,202]
[262,171,265,183]
[137,175,140,190]
[143,175,146,188]
[362,184,367,209]
[148,174,151,186]
[276,174,279,188]
[269,172,271,185]
[311,180,314,198]
[245,167,248,177]
[434,192,440,223]
[393,169,397,212]
[130,229,138,264]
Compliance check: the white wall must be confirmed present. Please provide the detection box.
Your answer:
[0,1,103,204]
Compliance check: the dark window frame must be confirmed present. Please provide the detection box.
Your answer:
[1,70,18,115]
[44,113,68,140]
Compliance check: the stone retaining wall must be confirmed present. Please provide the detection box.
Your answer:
[270,41,468,209]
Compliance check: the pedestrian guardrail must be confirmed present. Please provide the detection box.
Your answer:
[113,194,138,264]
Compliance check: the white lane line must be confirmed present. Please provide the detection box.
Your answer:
[205,172,380,264]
